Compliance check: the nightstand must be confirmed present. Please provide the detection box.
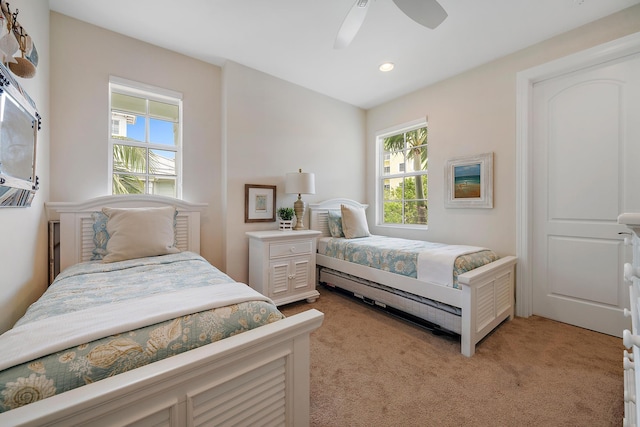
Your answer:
[246,229,321,306]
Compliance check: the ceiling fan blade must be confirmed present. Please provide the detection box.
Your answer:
[392,0,447,29]
[334,0,371,49]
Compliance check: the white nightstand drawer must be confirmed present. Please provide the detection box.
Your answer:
[270,240,312,258]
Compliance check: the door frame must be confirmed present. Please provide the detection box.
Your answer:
[515,31,640,317]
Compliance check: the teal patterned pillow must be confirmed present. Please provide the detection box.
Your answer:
[91,211,109,260]
[327,210,344,237]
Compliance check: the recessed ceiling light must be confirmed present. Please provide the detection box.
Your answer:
[379,62,394,72]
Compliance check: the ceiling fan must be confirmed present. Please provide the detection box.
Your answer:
[334,0,447,49]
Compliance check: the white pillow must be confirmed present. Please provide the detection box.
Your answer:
[340,204,370,239]
[102,206,180,263]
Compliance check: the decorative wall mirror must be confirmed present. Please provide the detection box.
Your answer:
[0,61,40,207]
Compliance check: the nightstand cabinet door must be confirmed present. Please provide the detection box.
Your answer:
[270,260,291,296]
[247,230,321,306]
[291,257,312,291]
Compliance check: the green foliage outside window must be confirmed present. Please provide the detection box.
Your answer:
[383,175,428,224]
[112,144,168,195]
[381,126,428,226]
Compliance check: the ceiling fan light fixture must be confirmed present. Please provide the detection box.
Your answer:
[334,0,447,50]
[379,62,395,72]
[334,0,371,49]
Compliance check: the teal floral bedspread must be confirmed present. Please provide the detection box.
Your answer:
[15,251,241,325]
[0,252,284,413]
[319,235,498,289]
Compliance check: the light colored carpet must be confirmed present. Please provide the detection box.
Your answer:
[280,285,624,427]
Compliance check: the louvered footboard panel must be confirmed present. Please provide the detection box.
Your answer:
[476,282,495,331]
[476,270,512,332]
[188,357,287,427]
[495,272,512,314]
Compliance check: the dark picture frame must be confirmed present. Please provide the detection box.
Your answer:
[245,184,276,222]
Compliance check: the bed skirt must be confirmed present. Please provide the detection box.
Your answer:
[318,267,462,334]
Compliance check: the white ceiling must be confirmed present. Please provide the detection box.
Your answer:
[48,0,640,109]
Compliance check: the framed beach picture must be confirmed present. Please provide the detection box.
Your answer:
[445,152,493,208]
[245,184,276,222]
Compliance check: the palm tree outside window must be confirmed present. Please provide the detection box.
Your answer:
[109,77,182,198]
[379,122,428,226]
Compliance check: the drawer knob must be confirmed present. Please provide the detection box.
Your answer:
[625,263,640,281]
[624,329,640,349]
[624,388,636,403]
[625,355,634,370]
[290,247,295,252]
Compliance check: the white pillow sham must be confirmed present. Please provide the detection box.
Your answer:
[102,206,180,263]
[340,204,370,239]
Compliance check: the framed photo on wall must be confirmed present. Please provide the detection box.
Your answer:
[245,184,276,222]
[445,152,493,209]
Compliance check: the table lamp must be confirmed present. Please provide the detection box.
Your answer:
[285,169,315,230]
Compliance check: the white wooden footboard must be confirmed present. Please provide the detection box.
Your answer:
[0,309,324,427]
[459,255,517,356]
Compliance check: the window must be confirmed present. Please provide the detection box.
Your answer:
[109,77,182,197]
[378,120,428,226]
[111,119,119,136]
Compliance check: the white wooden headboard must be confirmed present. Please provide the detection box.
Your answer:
[309,198,368,237]
[46,195,207,272]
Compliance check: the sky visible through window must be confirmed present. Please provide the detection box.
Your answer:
[126,117,176,159]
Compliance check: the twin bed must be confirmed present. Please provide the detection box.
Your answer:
[0,195,516,424]
[0,195,324,426]
[309,199,517,357]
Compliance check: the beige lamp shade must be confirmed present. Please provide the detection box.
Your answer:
[285,171,315,195]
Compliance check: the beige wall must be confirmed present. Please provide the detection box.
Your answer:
[0,1,50,333]
[223,61,365,281]
[366,5,640,257]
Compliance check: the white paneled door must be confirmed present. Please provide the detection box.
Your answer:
[532,54,640,336]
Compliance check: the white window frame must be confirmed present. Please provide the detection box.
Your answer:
[108,76,183,198]
[375,117,428,229]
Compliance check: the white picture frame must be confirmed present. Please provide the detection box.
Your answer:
[445,152,493,209]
